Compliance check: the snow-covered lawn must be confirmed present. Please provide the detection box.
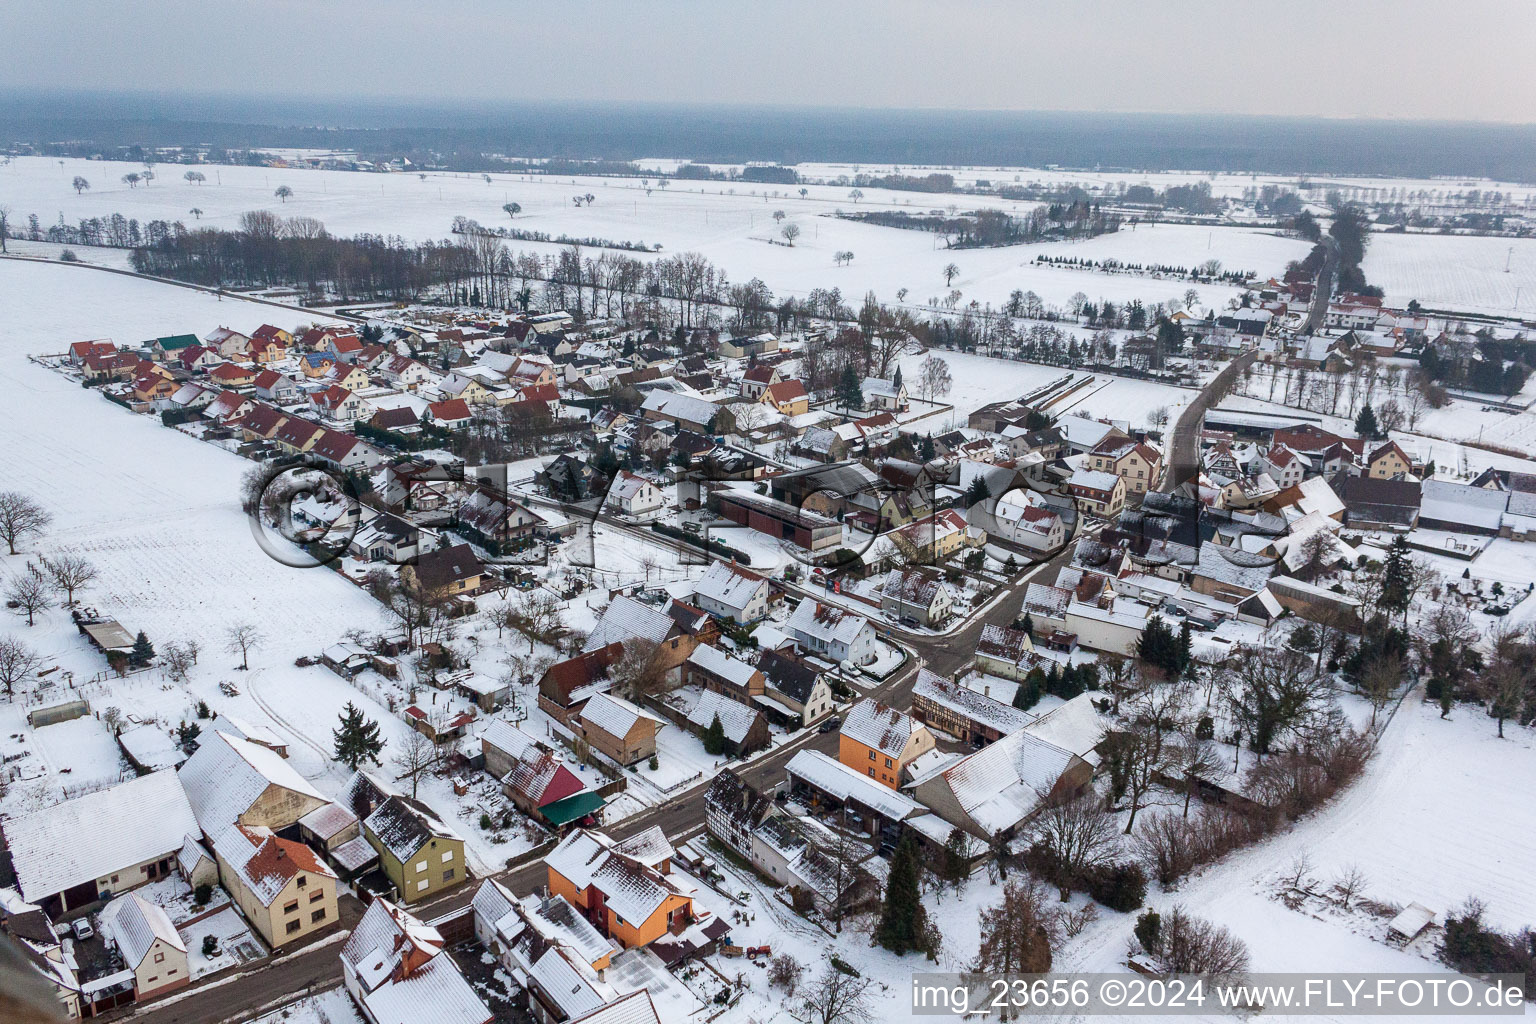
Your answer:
[248,986,365,1024]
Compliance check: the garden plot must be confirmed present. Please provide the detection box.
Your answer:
[25,715,128,793]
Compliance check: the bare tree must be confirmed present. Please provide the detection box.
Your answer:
[0,493,51,555]
[1331,864,1369,909]
[768,954,804,995]
[0,635,42,699]
[1282,852,1313,891]
[1377,398,1405,434]
[162,640,196,682]
[72,176,91,194]
[1148,406,1170,430]
[1146,907,1250,977]
[224,623,264,670]
[1222,645,1333,754]
[42,554,97,606]
[781,223,801,246]
[609,637,668,698]
[916,354,953,403]
[183,171,205,185]
[789,966,875,1024]
[392,726,438,798]
[274,186,293,203]
[942,263,960,287]
[1359,653,1401,728]
[7,571,50,627]
[1025,793,1119,881]
[1170,733,1224,818]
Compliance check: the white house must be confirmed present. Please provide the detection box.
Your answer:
[98,892,189,1000]
[861,376,908,412]
[786,600,878,666]
[879,567,956,627]
[691,561,771,623]
[605,471,667,516]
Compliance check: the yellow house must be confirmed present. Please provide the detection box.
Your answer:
[1089,438,1164,495]
[1367,441,1411,480]
[208,824,339,947]
[836,699,935,789]
[361,795,469,903]
[759,379,810,416]
[324,364,372,392]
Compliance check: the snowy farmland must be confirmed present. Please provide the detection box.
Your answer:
[1,156,1297,313]
[1362,231,1536,318]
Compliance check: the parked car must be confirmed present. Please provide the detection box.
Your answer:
[71,918,94,941]
[818,714,842,733]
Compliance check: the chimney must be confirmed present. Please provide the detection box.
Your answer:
[983,686,990,698]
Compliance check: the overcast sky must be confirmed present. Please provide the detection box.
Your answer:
[5,0,1534,123]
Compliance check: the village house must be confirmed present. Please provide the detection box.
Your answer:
[1088,437,1163,495]
[544,829,702,951]
[178,730,330,834]
[756,648,834,725]
[862,376,908,412]
[340,898,492,1024]
[784,748,923,838]
[2,770,200,920]
[359,793,468,904]
[311,384,368,423]
[785,600,879,666]
[686,688,770,755]
[253,368,301,402]
[537,643,624,723]
[879,566,956,627]
[690,560,771,623]
[1067,467,1127,517]
[760,379,810,416]
[606,471,667,516]
[405,543,485,599]
[206,822,340,946]
[584,595,697,680]
[837,699,936,788]
[685,642,765,704]
[893,509,973,562]
[204,326,253,357]
[738,363,780,398]
[577,692,664,766]
[481,720,606,828]
[909,669,1032,747]
[97,893,188,1001]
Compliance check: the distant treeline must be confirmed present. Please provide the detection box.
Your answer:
[450,217,660,253]
[1034,254,1254,285]
[837,202,1119,248]
[850,172,957,193]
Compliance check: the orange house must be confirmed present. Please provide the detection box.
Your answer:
[544,828,700,950]
[836,698,935,789]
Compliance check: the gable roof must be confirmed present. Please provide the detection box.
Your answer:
[786,600,872,647]
[99,893,184,968]
[692,561,768,612]
[579,692,662,742]
[209,822,336,905]
[840,699,924,757]
[412,543,483,592]
[912,669,1033,736]
[757,649,821,703]
[686,643,759,690]
[923,728,1078,835]
[544,830,695,926]
[686,689,763,744]
[4,770,198,903]
[178,730,327,832]
[365,796,464,862]
[584,595,676,652]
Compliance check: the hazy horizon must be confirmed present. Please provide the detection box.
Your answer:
[3,0,1534,124]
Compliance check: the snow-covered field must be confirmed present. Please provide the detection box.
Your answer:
[0,157,1298,313]
[894,348,1197,431]
[1363,232,1536,318]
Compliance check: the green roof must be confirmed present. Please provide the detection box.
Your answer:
[156,334,200,351]
[540,790,606,826]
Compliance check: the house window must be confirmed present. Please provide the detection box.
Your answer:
[867,750,875,761]
[443,868,455,882]
[441,850,453,863]
[311,909,326,924]
[286,920,302,935]
[414,861,427,873]
[154,952,164,964]
[296,875,307,888]
[310,889,325,903]
[166,969,177,976]
[417,879,429,892]
[884,757,892,768]
[867,767,875,778]
[283,901,299,915]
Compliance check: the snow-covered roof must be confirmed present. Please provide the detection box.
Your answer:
[178,730,326,832]
[691,560,767,612]
[579,692,662,741]
[584,595,676,652]
[686,689,763,744]
[912,669,1033,737]
[608,471,659,504]
[840,699,925,757]
[343,900,489,1024]
[784,749,922,821]
[1022,693,1107,767]
[1069,467,1122,493]
[1421,479,1507,531]
[1024,582,1072,619]
[177,833,214,877]
[365,796,464,863]
[640,390,718,426]
[5,770,198,903]
[686,643,760,689]
[100,892,184,969]
[298,801,359,842]
[880,567,952,608]
[786,599,873,647]
[924,728,1079,835]
[544,830,695,927]
[565,990,662,1024]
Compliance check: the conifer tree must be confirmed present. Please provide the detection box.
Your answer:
[876,832,937,957]
[1355,403,1380,440]
[130,631,155,667]
[333,702,384,769]
[703,713,726,756]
